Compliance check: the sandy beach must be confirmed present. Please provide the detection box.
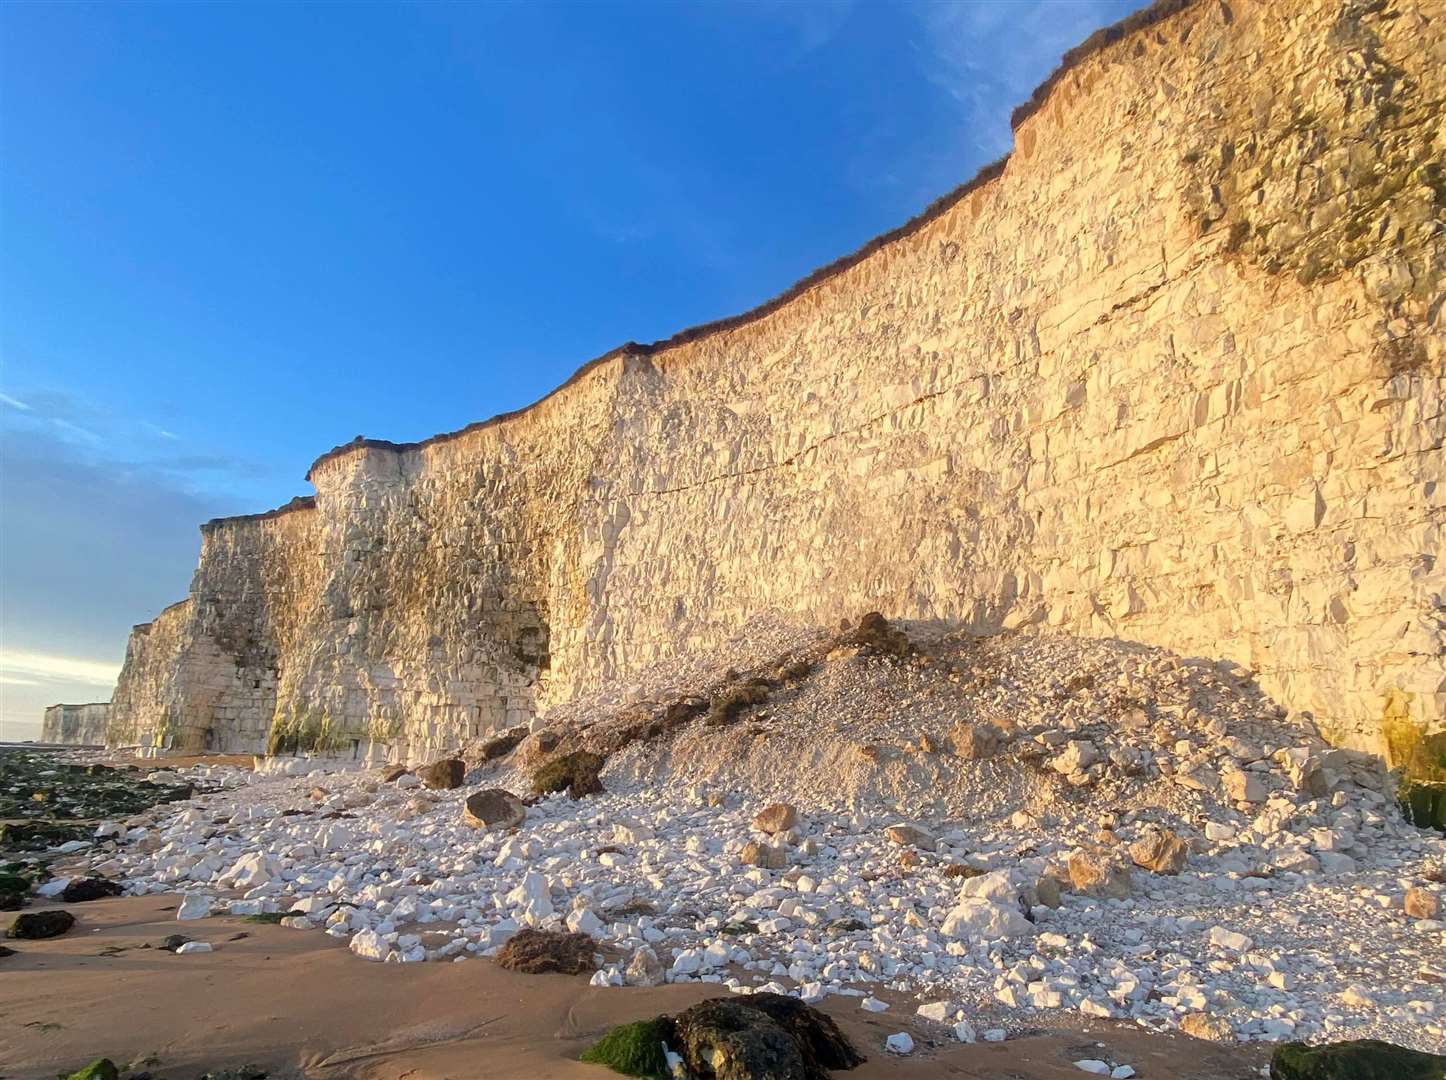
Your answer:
[2,893,1269,1080]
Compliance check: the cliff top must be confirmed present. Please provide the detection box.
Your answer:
[205,0,1199,528]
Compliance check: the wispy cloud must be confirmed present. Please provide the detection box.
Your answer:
[0,649,121,687]
[901,0,1139,193]
[144,422,180,440]
[0,392,31,411]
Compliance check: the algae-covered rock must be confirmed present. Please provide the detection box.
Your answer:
[1270,1039,1446,1080]
[418,757,465,790]
[531,751,605,798]
[8,908,74,939]
[62,1058,119,1080]
[60,878,123,903]
[673,993,863,1080]
[579,1016,677,1079]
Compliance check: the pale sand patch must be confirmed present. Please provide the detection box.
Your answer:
[1,895,1267,1080]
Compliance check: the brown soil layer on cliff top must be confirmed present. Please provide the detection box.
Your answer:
[2,894,1267,1080]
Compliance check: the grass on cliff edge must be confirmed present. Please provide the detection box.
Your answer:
[578,1017,676,1080]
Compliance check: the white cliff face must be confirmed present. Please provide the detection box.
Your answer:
[108,0,1444,765]
[41,703,110,745]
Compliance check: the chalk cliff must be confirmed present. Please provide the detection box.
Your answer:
[108,0,1445,769]
[42,703,110,746]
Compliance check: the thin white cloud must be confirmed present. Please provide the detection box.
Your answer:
[50,417,103,444]
[0,392,32,411]
[144,422,180,440]
[0,649,121,687]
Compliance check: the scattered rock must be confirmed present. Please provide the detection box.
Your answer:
[1223,767,1267,803]
[160,934,192,951]
[176,894,213,920]
[740,840,787,869]
[60,878,124,903]
[176,940,213,954]
[752,802,798,834]
[495,928,597,975]
[1269,1038,1446,1079]
[8,909,75,939]
[885,1032,914,1055]
[380,764,409,783]
[1404,887,1439,919]
[417,758,465,790]
[463,788,527,830]
[1128,828,1189,875]
[1067,850,1132,898]
[349,928,389,961]
[624,944,665,987]
[884,824,937,851]
[940,897,1032,940]
[1180,1012,1232,1042]
[951,721,1005,759]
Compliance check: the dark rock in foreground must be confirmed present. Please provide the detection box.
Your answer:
[8,909,75,939]
[673,993,863,1080]
[495,928,597,975]
[61,878,124,903]
[1271,1039,1446,1080]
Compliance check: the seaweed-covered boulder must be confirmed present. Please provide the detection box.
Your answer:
[463,788,526,830]
[8,909,75,939]
[838,612,911,658]
[1270,1039,1446,1079]
[531,752,605,798]
[0,872,29,911]
[61,878,124,903]
[579,1016,677,1079]
[466,726,529,766]
[673,994,863,1080]
[62,1060,119,1080]
[418,758,465,790]
[380,764,409,783]
[495,928,597,975]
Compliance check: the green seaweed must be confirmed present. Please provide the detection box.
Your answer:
[579,1017,676,1080]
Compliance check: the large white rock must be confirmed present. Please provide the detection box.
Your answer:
[506,871,554,924]
[959,870,1018,904]
[941,897,1033,941]
[225,852,279,889]
[176,894,212,920]
[349,928,390,961]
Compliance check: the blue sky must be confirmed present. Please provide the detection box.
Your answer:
[0,0,1144,738]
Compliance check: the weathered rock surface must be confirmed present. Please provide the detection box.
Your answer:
[1129,829,1189,875]
[105,0,1445,773]
[462,788,526,830]
[752,802,797,835]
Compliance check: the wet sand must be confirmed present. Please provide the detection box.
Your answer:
[1,895,1269,1080]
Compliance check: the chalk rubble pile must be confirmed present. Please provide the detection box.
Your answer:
[52,622,1446,1053]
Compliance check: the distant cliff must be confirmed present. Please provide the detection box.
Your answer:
[108,0,1445,769]
[42,703,109,746]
